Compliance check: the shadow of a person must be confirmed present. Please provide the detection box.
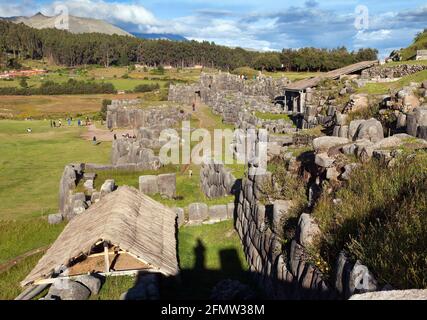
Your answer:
[194,238,206,271]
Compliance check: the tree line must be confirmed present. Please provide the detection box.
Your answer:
[0,20,377,72]
[0,78,116,95]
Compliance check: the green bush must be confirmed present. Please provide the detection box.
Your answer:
[0,79,116,95]
[312,152,427,288]
[133,83,160,93]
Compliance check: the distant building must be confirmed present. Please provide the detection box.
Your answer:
[416,50,427,60]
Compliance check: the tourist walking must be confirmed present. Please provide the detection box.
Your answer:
[58,120,62,127]
[53,121,56,128]
[192,102,196,112]
[92,136,97,145]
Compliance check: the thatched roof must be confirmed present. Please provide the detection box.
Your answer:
[22,186,178,287]
[284,60,378,91]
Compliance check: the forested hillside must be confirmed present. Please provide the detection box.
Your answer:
[0,21,377,71]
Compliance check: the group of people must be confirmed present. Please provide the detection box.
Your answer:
[49,116,93,128]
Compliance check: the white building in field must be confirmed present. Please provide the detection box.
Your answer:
[416,50,427,60]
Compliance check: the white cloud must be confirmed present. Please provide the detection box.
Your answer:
[44,0,158,26]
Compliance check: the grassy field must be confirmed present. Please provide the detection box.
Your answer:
[0,93,145,119]
[357,69,427,94]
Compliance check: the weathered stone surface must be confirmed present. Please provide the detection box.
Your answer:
[188,203,209,224]
[349,261,379,295]
[349,94,368,112]
[45,279,91,300]
[208,205,228,222]
[313,136,350,152]
[174,207,185,227]
[100,179,115,197]
[348,119,366,140]
[48,213,63,225]
[355,118,384,143]
[272,200,293,232]
[83,179,94,190]
[91,191,101,203]
[315,153,335,168]
[227,202,235,219]
[157,173,176,199]
[139,175,159,195]
[75,275,102,295]
[340,163,360,181]
[350,289,427,300]
[407,106,427,138]
[297,213,321,247]
[326,166,340,181]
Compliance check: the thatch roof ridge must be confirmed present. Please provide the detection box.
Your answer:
[21,186,178,287]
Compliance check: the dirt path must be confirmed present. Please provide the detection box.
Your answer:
[0,245,50,274]
[80,124,135,142]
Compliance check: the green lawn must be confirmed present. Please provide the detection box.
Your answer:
[358,69,427,94]
[0,120,111,220]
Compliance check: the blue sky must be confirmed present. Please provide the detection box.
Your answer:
[1,0,426,57]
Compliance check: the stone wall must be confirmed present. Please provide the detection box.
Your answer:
[168,72,289,125]
[58,163,84,220]
[174,202,235,227]
[235,164,332,299]
[361,64,427,79]
[200,161,237,198]
[107,102,188,130]
[234,158,386,299]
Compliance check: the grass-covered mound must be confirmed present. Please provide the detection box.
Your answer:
[401,29,427,61]
[312,151,427,289]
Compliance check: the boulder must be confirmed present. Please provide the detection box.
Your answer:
[350,94,368,111]
[75,275,102,295]
[272,200,293,232]
[315,153,335,168]
[100,179,115,197]
[45,279,91,300]
[312,136,350,152]
[48,213,63,225]
[350,289,427,300]
[297,213,321,247]
[349,261,379,295]
[91,191,101,203]
[139,175,159,195]
[348,119,366,140]
[174,207,185,227]
[157,173,176,199]
[208,205,228,222]
[188,203,209,224]
[355,118,384,143]
[83,179,94,190]
[340,163,360,181]
[227,202,235,219]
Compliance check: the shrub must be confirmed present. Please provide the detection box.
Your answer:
[312,151,427,288]
[133,83,160,93]
[0,79,116,95]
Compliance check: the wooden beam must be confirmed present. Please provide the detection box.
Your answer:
[103,242,110,273]
[33,269,158,285]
